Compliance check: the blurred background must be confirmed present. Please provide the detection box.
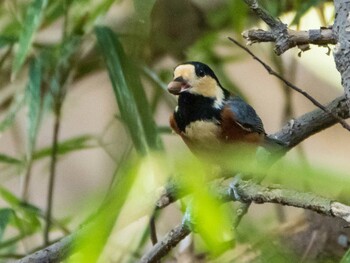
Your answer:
[0,0,349,262]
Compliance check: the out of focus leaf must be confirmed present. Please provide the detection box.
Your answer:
[0,35,17,49]
[176,155,234,254]
[0,154,22,165]
[95,26,162,155]
[0,188,21,207]
[26,57,43,159]
[341,248,350,263]
[0,188,41,233]
[133,0,156,35]
[12,0,48,75]
[33,135,95,160]
[0,93,25,134]
[0,208,13,241]
[71,158,141,263]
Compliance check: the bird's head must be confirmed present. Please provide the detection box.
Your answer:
[167,62,228,105]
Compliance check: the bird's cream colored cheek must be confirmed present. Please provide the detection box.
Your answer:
[192,77,220,97]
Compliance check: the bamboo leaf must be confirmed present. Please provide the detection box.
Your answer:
[0,35,17,49]
[72,158,142,263]
[95,26,162,155]
[0,93,25,134]
[0,187,21,207]
[132,0,156,35]
[0,208,13,241]
[26,57,43,159]
[33,135,95,160]
[0,154,22,165]
[12,0,48,75]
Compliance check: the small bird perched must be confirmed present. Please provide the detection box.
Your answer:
[167,61,279,161]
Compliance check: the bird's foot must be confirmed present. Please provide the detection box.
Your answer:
[229,175,243,201]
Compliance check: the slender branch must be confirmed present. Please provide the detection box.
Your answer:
[243,0,281,29]
[149,214,158,245]
[243,0,291,55]
[228,37,350,132]
[243,28,336,50]
[44,103,62,245]
[139,224,190,263]
[272,95,349,147]
[17,233,75,263]
[243,0,336,54]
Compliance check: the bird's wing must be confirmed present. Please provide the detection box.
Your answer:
[224,96,265,134]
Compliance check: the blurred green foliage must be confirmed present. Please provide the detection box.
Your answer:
[0,0,344,262]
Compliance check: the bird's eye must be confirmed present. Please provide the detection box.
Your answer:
[198,69,205,77]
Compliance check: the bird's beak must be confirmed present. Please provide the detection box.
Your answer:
[167,77,190,95]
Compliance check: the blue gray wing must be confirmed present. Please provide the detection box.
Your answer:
[225,96,265,134]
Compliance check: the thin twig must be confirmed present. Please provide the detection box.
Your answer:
[228,37,350,132]
[149,213,158,245]
[140,224,191,263]
[44,105,62,245]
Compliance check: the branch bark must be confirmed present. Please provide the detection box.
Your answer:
[333,0,350,114]
[17,234,75,263]
[142,180,350,263]
[243,28,336,51]
[243,0,336,54]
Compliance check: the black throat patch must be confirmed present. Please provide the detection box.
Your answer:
[174,93,222,132]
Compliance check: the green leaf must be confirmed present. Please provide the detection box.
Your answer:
[26,57,43,159]
[33,135,95,160]
[0,154,22,165]
[341,248,350,263]
[0,35,17,49]
[132,0,156,35]
[0,93,25,134]
[0,208,14,241]
[177,157,234,254]
[71,158,142,263]
[12,0,48,75]
[0,187,21,207]
[95,26,162,155]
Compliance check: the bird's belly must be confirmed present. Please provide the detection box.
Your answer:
[184,120,221,147]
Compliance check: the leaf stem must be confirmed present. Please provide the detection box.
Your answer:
[44,104,62,245]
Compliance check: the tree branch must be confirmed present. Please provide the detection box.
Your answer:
[333,0,350,114]
[243,28,336,51]
[139,224,190,263]
[228,37,350,132]
[243,0,336,54]
[141,179,350,263]
[17,233,75,263]
[272,95,349,147]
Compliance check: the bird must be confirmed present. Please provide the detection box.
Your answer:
[167,61,282,163]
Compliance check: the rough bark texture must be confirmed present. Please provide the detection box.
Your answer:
[333,0,350,113]
[243,28,336,52]
[17,234,75,263]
